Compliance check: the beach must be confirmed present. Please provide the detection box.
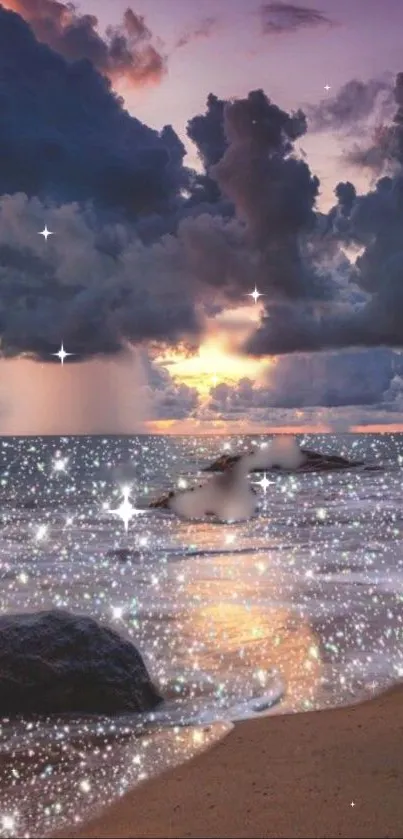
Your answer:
[71,685,403,839]
[2,433,403,837]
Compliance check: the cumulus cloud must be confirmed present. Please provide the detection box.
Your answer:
[244,74,403,357]
[2,0,166,86]
[139,354,199,419]
[5,0,403,396]
[207,349,402,417]
[307,77,395,134]
[0,191,266,360]
[209,89,326,300]
[0,7,187,216]
[0,193,204,360]
[257,2,335,35]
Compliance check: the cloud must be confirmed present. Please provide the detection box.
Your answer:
[6,0,403,385]
[307,77,395,134]
[0,6,186,216]
[208,349,401,413]
[0,194,206,360]
[139,354,199,419]
[175,16,218,50]
[209,89,325,300]
[257,2,334,35]
[0,192,264,361]
[243,73,403,357]
[2,0,166,86]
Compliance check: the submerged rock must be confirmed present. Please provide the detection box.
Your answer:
[149,490,176,510]
[106,548,141,562]
[0,610,162,717]
[204,447,364,473]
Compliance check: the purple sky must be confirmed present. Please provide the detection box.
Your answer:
[79,0,403,206]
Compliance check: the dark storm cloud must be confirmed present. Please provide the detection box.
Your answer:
[0,7,186,216]
[0,194,209,361]
[307,77,395,134]
[257,2,334,35]
[244,72,403,356]
[3,0,166,86]
[175,17,218,50]
[210,89,326,299]
[187,93,228,169]
[6,0,403,370]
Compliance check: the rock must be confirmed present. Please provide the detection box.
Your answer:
[0,610,162,717]
[149,490,175,509]
[204,448,364,473]
[106,548,141,562]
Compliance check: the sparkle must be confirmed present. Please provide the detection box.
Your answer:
[1,815,16,832]
[53,456,68,473]
[52,343,74,365]
[246,286,264,304]
[108,485,147,532]
[79,780,91,794]
[252,472,271,494]
[38,225,53,241]
[324,84,331,91]
[35,524,48,541]
[0,433,402,837]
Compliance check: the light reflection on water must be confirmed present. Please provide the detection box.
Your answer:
[0,432,403,835]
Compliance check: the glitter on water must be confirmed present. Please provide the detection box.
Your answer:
[0,432,403,836]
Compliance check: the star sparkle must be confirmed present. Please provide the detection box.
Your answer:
[52,343,74,365]
[38,225,54,241]
[252,472,271,494]
[108,485,147,532]
[247,286,264,304]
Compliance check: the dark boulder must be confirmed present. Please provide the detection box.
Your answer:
[204,448,364,473]
[0,610,162,717]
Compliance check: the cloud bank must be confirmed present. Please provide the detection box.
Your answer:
[3,0,403,433]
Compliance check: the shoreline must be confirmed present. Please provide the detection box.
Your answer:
[68,683,403,839]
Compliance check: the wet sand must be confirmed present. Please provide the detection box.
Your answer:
[71,685,403,839]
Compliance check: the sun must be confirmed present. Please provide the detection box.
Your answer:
[155,337,269,397]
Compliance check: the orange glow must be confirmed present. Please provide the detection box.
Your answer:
[156,336,269,396]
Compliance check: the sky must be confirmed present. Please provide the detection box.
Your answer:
[1,0,403,433]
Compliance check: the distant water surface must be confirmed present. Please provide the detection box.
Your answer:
[0,432,403,836]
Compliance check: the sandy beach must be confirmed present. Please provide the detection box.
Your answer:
[67,684,403,839]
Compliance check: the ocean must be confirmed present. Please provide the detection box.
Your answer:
[1,432,403,837]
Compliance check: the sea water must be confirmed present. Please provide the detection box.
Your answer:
[0,432,402,836]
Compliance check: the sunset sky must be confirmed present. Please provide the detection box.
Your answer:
[1,0,403,433]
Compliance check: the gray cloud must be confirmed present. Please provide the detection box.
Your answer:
[209,89,325,300]
[140,354,199,419]
[307,77,395,134]
[206,350,403,423]
[245,73,403,357]
[257,2,335,35]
